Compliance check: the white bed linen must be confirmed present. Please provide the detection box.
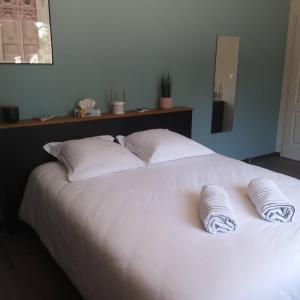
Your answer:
[19,154,300,300]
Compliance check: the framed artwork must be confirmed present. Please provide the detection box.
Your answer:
[0,0,53,64]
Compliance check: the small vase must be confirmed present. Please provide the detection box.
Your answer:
[160,98,173,109]
[111,101,125,114]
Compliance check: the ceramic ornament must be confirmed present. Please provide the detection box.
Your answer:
[78,98,96,110]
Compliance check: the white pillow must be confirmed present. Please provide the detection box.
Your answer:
[44,135,115,154]
[116,129,214,164]
[43,136,145,181]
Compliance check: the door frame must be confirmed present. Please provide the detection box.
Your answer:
[276,0,298,153]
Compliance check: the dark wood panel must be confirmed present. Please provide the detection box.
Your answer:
[0,108,193,228]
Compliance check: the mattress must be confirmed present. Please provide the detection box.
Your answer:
[19,154,300,300]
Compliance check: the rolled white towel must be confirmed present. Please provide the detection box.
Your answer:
[199,185,237,234]
[247,178,295,223]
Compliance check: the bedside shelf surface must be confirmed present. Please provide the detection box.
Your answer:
[0,107,192,130]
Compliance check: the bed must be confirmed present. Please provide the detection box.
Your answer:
[0,107,192,226]
[19,153,300,300]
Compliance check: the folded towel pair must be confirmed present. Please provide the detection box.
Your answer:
[199,179,295,234]
[247,178,295,223]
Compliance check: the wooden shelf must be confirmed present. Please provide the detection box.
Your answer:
[0,106,192,130]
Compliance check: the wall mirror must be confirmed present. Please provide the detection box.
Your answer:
[211,35,240,133]
[0,0,53,64]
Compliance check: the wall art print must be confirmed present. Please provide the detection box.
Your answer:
[0,0,53,64]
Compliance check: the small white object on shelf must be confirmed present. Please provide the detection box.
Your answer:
[135,108,151,113]
[75,98,101,118]
[33,115,55,122]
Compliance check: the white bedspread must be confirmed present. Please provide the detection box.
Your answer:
[19,154,300,300]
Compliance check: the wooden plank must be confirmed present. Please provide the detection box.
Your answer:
[0,107,192,130]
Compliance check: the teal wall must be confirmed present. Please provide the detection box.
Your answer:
[0,0,290,159]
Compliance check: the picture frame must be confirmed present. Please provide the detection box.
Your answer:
[0,0,53,64]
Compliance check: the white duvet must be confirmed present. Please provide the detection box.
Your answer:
[19,154,300,300]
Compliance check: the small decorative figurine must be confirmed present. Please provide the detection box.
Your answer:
[74,98,101,118]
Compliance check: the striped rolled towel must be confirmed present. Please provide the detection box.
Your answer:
[199,185,237,234]
[247,178,295,223]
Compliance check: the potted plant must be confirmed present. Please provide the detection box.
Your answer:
[160,72,174,109]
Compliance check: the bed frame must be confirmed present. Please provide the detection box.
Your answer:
[0,107,193,228]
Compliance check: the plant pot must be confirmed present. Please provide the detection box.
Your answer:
[111,101,125,114]
[160,97,173,109]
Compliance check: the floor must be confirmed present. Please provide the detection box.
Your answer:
[251,153,300,180]
[0,228,83,300]
[0,153,299,300]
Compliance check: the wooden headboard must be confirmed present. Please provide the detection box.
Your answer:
[0,107,193,227]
